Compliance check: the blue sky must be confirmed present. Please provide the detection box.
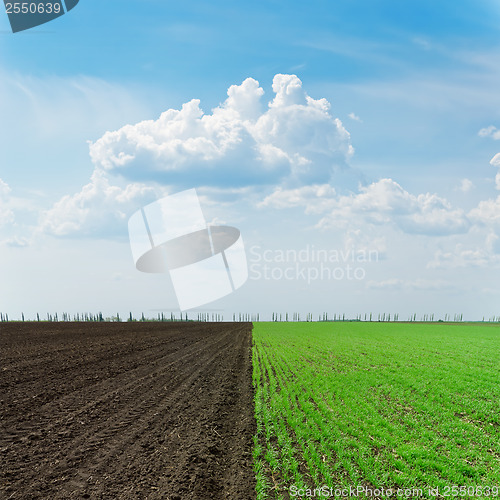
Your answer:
[1,0,500,320]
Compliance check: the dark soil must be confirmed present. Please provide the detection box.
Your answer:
[0,321,255,499]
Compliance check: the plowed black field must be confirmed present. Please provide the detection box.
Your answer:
[0,322,255,499]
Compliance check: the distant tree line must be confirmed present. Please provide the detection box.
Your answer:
[1,312,500,323]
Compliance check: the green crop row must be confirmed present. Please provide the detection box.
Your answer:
[252,322,500,499]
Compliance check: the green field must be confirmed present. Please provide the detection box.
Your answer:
[252,322,500,499]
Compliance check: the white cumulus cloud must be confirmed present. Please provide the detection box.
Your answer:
[469,195,500,226]
[0,178,14,227]
[40,171,160,238]
[491,153,500,166]
[89,74,354,188]
[0,178,10,197]
[320,179,470,235]
[428,245,500,269]
[262,178,470,236]
[259,184,336,213]
[457,178,474,192]
[348,112,362,122]
[479,126,500,140]
[41,74,357,238]
[489,153,500,189]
